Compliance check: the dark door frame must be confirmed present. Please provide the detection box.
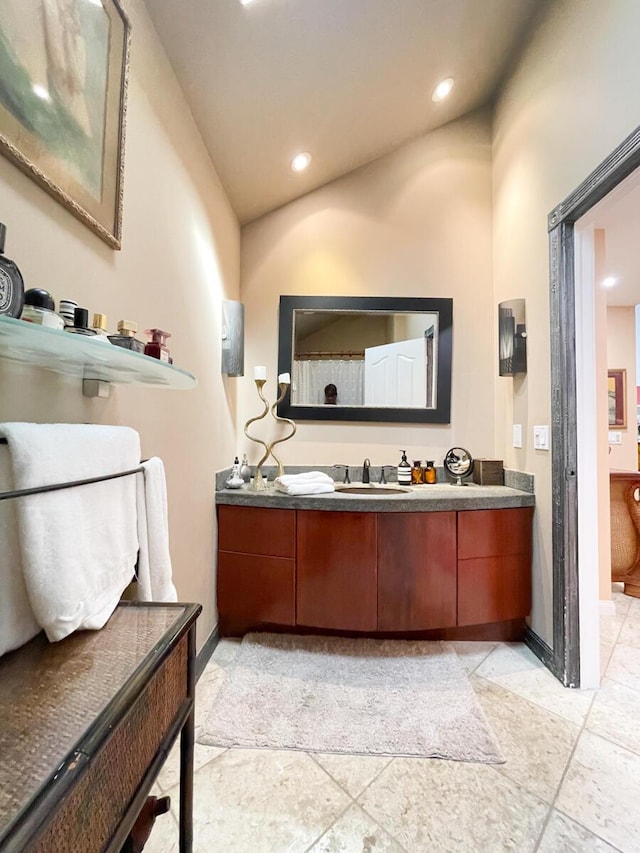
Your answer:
[540,125,640,686]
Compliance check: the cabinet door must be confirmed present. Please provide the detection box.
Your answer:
[457,507,533,626]
[217,505,296,635]
[217,552,295,635]
[377,512,457,631]
[297,510,377,631]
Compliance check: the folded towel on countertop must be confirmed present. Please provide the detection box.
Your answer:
[274,481,335,496]
[135,457,177,603]
[0,422,140,644]
[275,471,334,486]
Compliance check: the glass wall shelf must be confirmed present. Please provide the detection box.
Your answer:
[0,316,197,391]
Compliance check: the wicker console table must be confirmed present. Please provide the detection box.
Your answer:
[0,601,201,853]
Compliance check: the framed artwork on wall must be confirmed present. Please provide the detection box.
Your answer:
[498,298,527,376]
[608,368,627,429]
[0,1,131,249]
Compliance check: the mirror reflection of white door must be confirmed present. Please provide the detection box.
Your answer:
[364,337,427,406]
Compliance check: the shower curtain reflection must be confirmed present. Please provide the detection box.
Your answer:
[292,359,364,405]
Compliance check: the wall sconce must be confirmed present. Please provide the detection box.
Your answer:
[498,299,527,376]
[221,300,245,376]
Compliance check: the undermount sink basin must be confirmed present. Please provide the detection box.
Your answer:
[335,484,410,495]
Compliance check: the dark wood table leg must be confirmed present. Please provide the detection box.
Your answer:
[179,625,196,852]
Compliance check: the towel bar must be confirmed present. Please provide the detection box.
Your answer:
[0,464,145,502]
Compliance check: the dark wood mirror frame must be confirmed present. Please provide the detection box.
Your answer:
[276,295,453,423]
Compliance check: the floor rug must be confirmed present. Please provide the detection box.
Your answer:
[198,633,503,763]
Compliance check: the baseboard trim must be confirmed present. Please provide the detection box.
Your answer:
[196,623,220,681]
[599,599,616,616]
[524,625,556,674]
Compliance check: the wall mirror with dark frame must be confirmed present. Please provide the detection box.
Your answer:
[277,295,453,423]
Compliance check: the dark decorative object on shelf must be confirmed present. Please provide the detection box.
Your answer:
[0,223,24,319]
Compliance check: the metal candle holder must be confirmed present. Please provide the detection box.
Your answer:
[270,382,297,477]
[244,378,296,489]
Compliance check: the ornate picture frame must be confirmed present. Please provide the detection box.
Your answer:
[0,1,131,249]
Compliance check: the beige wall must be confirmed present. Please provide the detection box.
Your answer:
[0,0,240,648]
[493,0,640,642]
[240,110,495,469]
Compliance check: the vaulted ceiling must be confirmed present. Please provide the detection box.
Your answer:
[144,0,545,224]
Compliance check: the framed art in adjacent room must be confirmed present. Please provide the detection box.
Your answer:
[0,1,131,249]
[608,368,627,429]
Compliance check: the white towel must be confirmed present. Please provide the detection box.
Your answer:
[275,471,334,486]
[274,481,335,496]
[0,447,40,656]
[135,457,177,602]
[0,423,140,643]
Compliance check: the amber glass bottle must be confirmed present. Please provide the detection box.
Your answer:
[411,461,424,484]
[424,460,437,484]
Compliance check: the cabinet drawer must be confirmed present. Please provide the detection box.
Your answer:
[218,551,296,634]
[218,505,296,557]
[458,507,533,560]
[458,555,531,626]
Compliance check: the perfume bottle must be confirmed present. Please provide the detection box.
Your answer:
[411,460,424,484]
[240,453,251,483]
[58,299,78,327]
[64,307,96,336]
[108,320,145,353]
[144,328,171,362]
[0,222,25,318]
[21,288,64,330]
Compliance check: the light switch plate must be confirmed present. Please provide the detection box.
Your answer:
[513,424,522,448]
[608,431,622,445]
[533,425,550,450]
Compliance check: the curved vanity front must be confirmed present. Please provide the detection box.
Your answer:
[216,483,535,640]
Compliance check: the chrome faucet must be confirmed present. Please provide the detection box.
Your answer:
[362,458,371,484]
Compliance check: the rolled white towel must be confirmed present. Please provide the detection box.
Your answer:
[274,481,335,496]
[275,471,334,486]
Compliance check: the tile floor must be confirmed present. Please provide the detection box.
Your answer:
[146,586,640,852]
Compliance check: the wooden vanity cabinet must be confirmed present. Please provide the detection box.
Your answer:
[457,507,533,626]
[217,505,296,635]
[296,510,377,631]
[217,503,533,637]
[377,512,457,631]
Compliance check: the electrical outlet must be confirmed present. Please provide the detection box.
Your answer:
[533,425,550,450]
[608,431,622,445]
[513,424,522,448]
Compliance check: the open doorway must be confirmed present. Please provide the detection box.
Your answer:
[547,126,640,687]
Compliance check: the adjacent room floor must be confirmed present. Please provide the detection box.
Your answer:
[146,586,640,852]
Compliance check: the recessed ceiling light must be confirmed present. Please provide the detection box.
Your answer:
[291,152,311,173]
[432,77,454,102]
[32,84,51,102]
[602,276,617,288]
[239,0,256,5]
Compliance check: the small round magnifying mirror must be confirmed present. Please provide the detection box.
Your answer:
[443,447,474,486]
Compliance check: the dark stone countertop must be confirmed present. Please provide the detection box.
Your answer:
[215,481,535,513]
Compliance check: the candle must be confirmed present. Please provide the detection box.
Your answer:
[278,372,291,384]
[254,366,267,380]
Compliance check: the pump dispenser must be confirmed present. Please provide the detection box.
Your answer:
[397,450,412,485]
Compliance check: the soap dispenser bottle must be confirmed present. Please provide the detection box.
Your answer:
[397,450,412,485]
